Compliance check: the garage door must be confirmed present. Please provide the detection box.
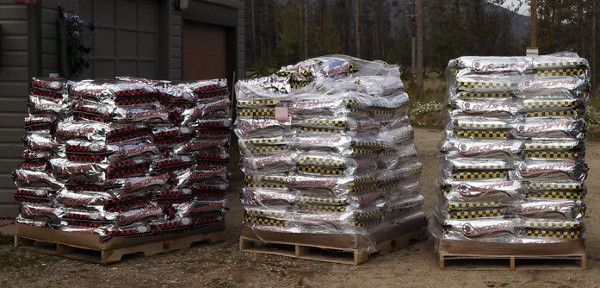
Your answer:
[77,0,160,79]
[183,21,227,80]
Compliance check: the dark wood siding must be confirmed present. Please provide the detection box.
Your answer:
[70,0,160,79]
[0,1,29,216]
[41,0,159,79]
[236,1,245,79]
[168,3,182,80]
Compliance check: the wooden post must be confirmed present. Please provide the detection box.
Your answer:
[592,0,597,94]
[354,0,360,57]
[250,0,256,68]
[531,0,537,48]
[416,0,423,99]
[320,0,325,55]
[301,0,308,59]
[410,0,415,73]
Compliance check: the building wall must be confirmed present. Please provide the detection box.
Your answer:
[0,0,245,217]
[167,2,183,80]
[36,0,245,80]
[0,0,30,216]
[41,0,161,79]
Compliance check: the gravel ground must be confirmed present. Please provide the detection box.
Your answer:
[1,128,599,288]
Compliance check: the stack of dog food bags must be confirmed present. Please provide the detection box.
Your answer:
[433,52,589,244]
[14,78,68,227]
[149,79,230,234]
[14,77,230,239]
[236,56,425,249]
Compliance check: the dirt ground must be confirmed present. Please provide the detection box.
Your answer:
[1,128,599,288]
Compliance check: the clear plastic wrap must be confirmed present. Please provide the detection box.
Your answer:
[433,52,590,246]
[235,55,426,252]
[15,76,230,240]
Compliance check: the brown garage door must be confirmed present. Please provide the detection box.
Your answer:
[183,21,227,80]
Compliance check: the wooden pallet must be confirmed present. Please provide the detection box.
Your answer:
[240,227,427,265]
[439,254,586,270]
[14,223,225,264]
[436,238,586,270]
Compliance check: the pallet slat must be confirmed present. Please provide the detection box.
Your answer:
[439,254,586,270]
[436,238,586,270]
[240,228,427,265]
[15,224,226,264]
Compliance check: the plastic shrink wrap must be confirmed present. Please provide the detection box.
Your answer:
[235,56,426,252]
[14,77,230,240]
[432,53,590,247]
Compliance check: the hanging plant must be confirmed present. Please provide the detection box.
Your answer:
[58,6,94,77]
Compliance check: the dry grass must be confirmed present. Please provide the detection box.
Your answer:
[0,233,11,245]
[586,95,600,141]
[404,77,446,103]
[404,77,446,128]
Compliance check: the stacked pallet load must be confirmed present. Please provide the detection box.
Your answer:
[13,77,230,263]
[14,78,68,227]
[236,56,427,264]
[433,52,589,269]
